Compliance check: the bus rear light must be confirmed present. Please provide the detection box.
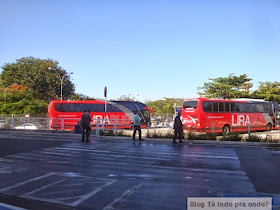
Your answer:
[197,122,201,127]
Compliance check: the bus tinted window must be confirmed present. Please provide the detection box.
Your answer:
[219,103,225,112]
[54,103,106,112]
[225,103,230,112]
[248,104,256,113]
[202,102,212,112]
[237,103,246,112]
[256,103,265,112]
[264,103,273,115]
[183,101,198,109]
[230,103,236,112]
[213,102,219,112]
[107,104,122,112]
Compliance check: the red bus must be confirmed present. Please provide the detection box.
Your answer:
[48,100,153,130]
[181,98,280,134]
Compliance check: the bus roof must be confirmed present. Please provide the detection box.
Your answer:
[183,97,278,104]
[49,100,104,104]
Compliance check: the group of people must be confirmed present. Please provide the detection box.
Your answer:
[79,110,184,144]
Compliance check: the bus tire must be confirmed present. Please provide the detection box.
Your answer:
[266,123,272,131]
[222,125,230,135]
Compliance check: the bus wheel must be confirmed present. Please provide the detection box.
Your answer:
[222,125,230,135]
[266,123,272,131]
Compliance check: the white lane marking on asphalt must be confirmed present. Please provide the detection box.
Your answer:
[57,147,110,153]
[0,173,56,192]
[156,165,247,176]
[40,151,78,157]
[181,154,238,159]
[70,179,117,207]
[0,202,27,210]
[0,158,14,162]
[102,183,143,210]
[22,179,65,197]
[56,196,81,201]
[46,147,173,161]
[61,145,179,156]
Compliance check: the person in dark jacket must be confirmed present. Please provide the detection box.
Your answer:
[81,110,91,142]
[173,112,183,144]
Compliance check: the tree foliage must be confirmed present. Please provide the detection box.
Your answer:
[146,98,183,119]
[0,85,47,114]
[0,57,75,102]
[70,93,95,100]
[197,74,252,99]
[117,94,138,101]
[0,57,75,114]
[251,82,280,103]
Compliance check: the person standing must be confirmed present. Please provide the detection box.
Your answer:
[173,112,183,144]
[81,110,91,142]
[132,111,143,141]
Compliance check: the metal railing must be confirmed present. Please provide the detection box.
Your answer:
[0,117,145,136]
[0,117,50,131]
[1,117,180,138]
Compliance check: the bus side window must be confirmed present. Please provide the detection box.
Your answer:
[236,103,246,112]
[202,102,212,112]
[264,104,273,115]
[89,104,103,112]
[225,103,230,112]
[69,104,76,112]
[107,104,121,112]
[249,104,256,113]
[76,104,80,112]
[213,102,219,112]
[219,103,225,112]
[245,104,250,113]
[230,103,236,112]
[236,103,242,112]
[256,104,265,112]
[62,104,69,112]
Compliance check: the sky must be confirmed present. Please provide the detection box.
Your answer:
[0,0,280,102]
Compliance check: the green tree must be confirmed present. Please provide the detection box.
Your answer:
[197,73,252,99]
[146,98,183,119]
[0,84,47,114]
[70,93,94,100]
[117,94,138,101]
[0,57,75,101]
[251,82,280,103]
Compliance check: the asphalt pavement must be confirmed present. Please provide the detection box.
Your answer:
[0,130,280,210]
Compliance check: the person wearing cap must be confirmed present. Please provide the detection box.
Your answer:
[132,111,144,141]
[173,112,183,144]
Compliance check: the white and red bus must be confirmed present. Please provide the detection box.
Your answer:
[48,100,153,130]
[181,98,280,134]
